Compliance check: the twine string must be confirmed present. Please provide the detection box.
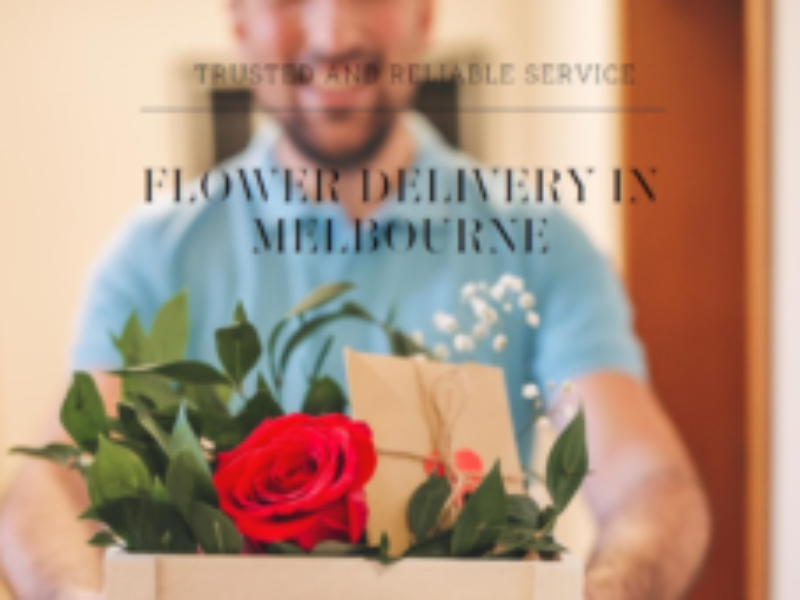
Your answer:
[375,362,527,532]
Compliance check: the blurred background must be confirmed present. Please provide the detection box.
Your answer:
[0,0,797,599]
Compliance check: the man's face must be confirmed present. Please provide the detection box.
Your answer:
[232,0,432,168]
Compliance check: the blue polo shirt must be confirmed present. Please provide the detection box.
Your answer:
[71,114,646,467]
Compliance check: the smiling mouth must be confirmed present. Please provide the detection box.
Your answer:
[298,77,378,112]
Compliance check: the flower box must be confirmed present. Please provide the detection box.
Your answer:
[104,550,584,600]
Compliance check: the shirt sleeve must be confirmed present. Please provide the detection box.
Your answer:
[69,208,169,371]
[531,208,648,389]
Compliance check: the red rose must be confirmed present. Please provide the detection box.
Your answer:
[213,413,377,552]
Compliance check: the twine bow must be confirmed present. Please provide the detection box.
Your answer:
[376,362,523,530]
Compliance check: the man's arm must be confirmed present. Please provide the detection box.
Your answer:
[0,374,120,600]
[561,371,711,600]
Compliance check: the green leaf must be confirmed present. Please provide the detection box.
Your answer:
[233,302,248,324]
[311,541,366,556]
[310,336,335,381]
[267,318,290,388]
[10,443,81,467]
[279,303,375,375]
[95,496,197,553]
[496,526,534,549]
[115,361,230,386]
[125,396,171,454]
[339,302,376,322]
[183,501,242,554]
[385,303,398,328]
[545,407,589,512]
[149,291,190,362]
[302,377,347,415]
[117,404,150,440]
[238,388,283,424]
[112,313,149,366]
[257,372,271,394]
[60,373,109,452]
[506,494,541,527]
[378,532,393,564]
[165,449,217,511]
[285,282,354,318]
[165,406,217,508]
[450,462,507,557]
[386,329,428,358]
[404,531,453,558]
[494,525,565,558]
[265,542,305,555]
[407,474,451,541]
[181,384,230,416]
[538,505,559,536]
[272,300,367,391]
[123,374,182,411]
[87,437,152,506]
[215,321,262,385]
[88,531,118,548]
[152,478,171,503]
[169,405,209,468]
[278,312,343,375]
[528,535,567,556]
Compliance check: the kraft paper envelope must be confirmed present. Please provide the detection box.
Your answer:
[345,350,524,555]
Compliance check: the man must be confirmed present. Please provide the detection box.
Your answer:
[0,0,710,598]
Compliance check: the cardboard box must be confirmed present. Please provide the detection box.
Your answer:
[104,550,584,600]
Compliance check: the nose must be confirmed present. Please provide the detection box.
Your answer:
[302,0,363,60]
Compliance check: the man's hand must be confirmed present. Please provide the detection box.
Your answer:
[0,373,119,600]
[560,372,711,600]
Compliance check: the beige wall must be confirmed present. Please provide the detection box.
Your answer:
[438,0,624,262]
[0,0,230,494]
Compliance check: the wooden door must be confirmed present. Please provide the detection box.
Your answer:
[620,1,764,599]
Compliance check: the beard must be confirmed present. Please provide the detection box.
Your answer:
[276,101,397,171]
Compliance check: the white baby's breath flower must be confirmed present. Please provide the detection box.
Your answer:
[471,300,496,325]
[526,311,541,328]
[471,297,489,317]
[503,303,512,313]
[472,322,489,339]
[411,331,425,345]
[492,334,508,353]
[433,312,458,334]
[500,274,525,293]
[490,284,506,302]
[522,383,540,400]
[535,416,551,430]
[434,343,450,361]
[453,334,476,353]
[518,293,536,310]
[461,282,478,300]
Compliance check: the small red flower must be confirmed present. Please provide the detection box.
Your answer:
[213,413,377,552]
[424,449,485,505]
